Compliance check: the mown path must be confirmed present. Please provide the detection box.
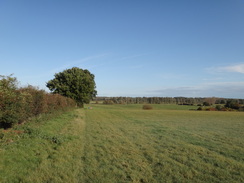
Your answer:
[27,109,86,183]
[0,109,86,183]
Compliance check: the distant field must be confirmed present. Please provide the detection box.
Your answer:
[1,104,244,182]
[83,104,244,182]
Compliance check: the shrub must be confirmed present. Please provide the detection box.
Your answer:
[0,76,21,128]
[203,102,210,106]
[208,108,216,111]
[0,76,76,129]
[215,105,222,111]
[238,107,244,111]
[225,100,241,110]
[221,108,228,111]
[197,107,202,111]
[142,105,153,110]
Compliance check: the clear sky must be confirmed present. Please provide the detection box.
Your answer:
[1,0,244,98]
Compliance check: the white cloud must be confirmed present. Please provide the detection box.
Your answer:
[216,63,244,74]
[119,53,149,61]
[50,53,109,73]
[72,53,109,65]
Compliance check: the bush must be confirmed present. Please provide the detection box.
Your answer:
[225,100,241,110]
[0,76,20,128]
[215,105,222,111]
[197,107,202,111]
[142,105,153,110]
[20,86,48,115]
[0,76,76,129]
[206,108,216,111]
[238,107,244,111]
[220,108,227,111]
[203,102,210,106]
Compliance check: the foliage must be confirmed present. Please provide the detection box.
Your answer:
[0,76,76,129]
[103,100,114,105]
[197,106,202,110]
[96,97,244,105]
[205,107,216,111]
[204,97,217,105]
[142,104,153,110]
[215,105,222,111]
[220,99,226,104]
[225,99,241,110]
[46,67,97,107]
[203,101,210,106]
[0,75,21,128]
[0,74,18,90]
[196,104,239,112]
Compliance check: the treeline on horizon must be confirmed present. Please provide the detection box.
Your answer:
[99,96,244,111]
[0,75,76,129]
[97,96,244,106]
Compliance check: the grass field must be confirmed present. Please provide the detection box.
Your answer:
[0,104,244,182]
[83,104,244,183]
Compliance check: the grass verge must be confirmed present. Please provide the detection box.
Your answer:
[0,109,85,183]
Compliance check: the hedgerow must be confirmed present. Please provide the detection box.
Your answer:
[0,75,76,129]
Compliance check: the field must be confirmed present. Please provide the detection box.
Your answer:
[1,104,244,182]
[83,104,244,183]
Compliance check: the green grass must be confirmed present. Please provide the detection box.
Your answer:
[94,104,199,110]
[0,110,85,183]
[0,104,244,182]
[83,104,244,183]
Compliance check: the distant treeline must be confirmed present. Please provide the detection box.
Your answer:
[97,96,244,106]
[0,75,76,129]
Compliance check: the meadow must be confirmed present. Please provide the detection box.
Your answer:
[83,104,244,183]
[0,104,244,182]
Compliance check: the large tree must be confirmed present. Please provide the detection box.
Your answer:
[46,67,97,107]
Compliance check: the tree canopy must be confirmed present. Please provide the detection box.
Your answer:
[46,67,97,107]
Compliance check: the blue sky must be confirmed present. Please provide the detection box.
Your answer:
[1,0,244,98]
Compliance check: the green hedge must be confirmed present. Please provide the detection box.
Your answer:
[0,75,76,129]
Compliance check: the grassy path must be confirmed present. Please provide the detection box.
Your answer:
[27,109,86,183]
[0,109,86,183]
